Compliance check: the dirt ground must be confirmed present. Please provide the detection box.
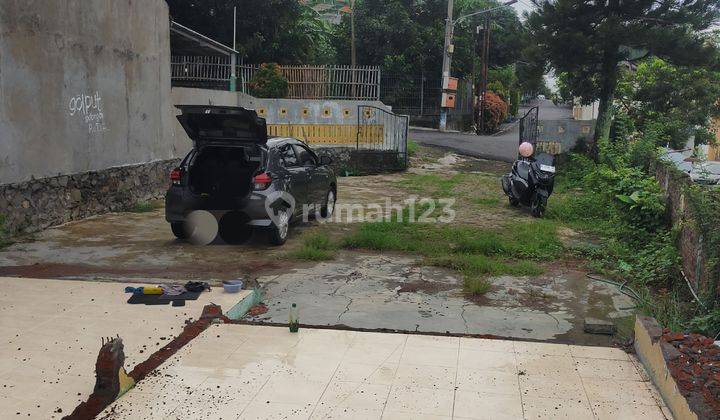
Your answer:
[0,146,635,345]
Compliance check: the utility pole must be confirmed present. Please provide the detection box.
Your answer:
[350,0,356,68]
[438,0,516,132]
[350,0,357,98]
[478,14,491,134]
[229,6,237,92]
[439,0,454,132]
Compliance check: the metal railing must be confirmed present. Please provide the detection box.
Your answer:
[170,56,381,100]
[357,105,410,168]
[519,106,539,147]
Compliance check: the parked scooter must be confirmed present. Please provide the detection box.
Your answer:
[501,142,556,217]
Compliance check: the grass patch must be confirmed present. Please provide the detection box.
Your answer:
[397,173,479,198]
[128,201,161,213]
[342,214,555,296]
[289,234,337,261]
[407,139,420,155]
[343,218,562,260]
[473,197,501,207]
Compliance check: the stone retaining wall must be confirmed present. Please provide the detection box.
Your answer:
[0,159,179,235]
[0,147,404,236]
[655,162,713,296]
[315,147,406,175]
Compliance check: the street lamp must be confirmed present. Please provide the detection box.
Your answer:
[439,0,518,131]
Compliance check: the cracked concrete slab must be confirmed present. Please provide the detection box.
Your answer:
[247,252,635,345]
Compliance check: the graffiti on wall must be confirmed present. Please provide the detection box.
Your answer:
[68,91,108,134]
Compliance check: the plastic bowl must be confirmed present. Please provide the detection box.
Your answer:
[222,280,243,293]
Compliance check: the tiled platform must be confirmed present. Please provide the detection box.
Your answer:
[102,325,671,419]
[0,276,251,418]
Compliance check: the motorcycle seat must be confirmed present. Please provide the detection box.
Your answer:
[515,160,531,179]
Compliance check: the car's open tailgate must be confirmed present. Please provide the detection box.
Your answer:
[176,105,267,145]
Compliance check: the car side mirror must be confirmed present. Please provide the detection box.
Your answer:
[320,155,333,166]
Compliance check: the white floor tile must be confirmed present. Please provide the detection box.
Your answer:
[453,390,524,419]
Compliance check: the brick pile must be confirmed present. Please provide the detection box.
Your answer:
[662,329,720,415]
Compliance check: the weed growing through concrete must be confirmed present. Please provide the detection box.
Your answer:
[289,234,337,261]
[464,277,492,296]
[128,201,161,213]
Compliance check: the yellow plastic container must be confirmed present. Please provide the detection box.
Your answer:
[142,286,163,295]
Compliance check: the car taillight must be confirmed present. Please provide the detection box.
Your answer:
[170,167,182,186]
[253,172,272,190]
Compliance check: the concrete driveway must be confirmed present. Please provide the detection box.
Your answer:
[0,148,635,348]
[250,252,634,346]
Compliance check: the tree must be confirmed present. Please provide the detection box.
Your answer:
[333,0,526,78]
[617,57,720,149]
[528,0,720,159]
[452,0,524,78]
[334,0,456,73]
[166,0,336,64]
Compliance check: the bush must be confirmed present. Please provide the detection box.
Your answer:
[586,166,665,231]
[481,92,508,133]
[626,135,658,172]
[249,63,289,98]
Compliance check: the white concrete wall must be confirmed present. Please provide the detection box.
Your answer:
[170,87,391,148]
[0,0,177,185]
[572,100,600,121]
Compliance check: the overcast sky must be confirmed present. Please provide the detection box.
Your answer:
[511,0,537,20]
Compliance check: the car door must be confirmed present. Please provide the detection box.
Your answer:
[277,144,308,216]
[293,143,323,209]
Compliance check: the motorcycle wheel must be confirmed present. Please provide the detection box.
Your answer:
[509,197,520,207]
[531,194,547,218]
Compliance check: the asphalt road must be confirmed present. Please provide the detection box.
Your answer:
[411,99,573,162]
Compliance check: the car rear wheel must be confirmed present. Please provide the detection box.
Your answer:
[170,222,187,239]
[321,189,336,218]
[269,208,290,246]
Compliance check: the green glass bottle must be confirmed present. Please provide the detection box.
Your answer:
[289,303,299,333]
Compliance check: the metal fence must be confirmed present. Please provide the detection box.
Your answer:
[519,106,539,146]
[380,73,473,129]
[282,65,380,100]
[357,105,409,168]
[170,56,380,100]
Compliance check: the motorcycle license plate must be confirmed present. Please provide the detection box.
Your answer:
[540,164,556,173]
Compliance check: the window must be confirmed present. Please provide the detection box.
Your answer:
[279,145,298,167]
[293,144,316,167]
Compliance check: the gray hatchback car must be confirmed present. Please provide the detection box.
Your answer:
[166,106,337,245]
